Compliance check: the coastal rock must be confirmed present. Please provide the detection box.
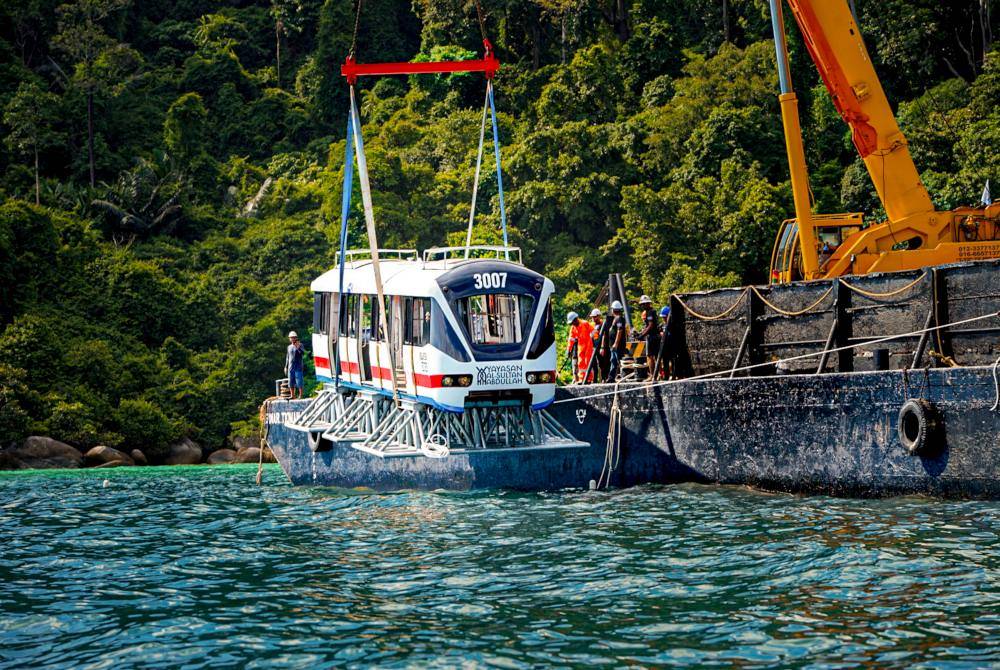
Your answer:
[234,447,261,464]
[207,449,237,465]
[163,438,203,465]
[0,451,24,470]
[235,446,277,464]
[85,446,134,467]
[5,436,83,469]
[130,449,148,466]
[229,435,258,452]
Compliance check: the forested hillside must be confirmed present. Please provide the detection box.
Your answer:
[1,0,997,455]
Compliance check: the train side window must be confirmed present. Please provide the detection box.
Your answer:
[361,294,374,342]
[328,292,340,341]
[407,297,430,346]
[313,293,329,335]
[340,294,354,337]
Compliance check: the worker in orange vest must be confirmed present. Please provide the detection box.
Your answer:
[566,312,595,384]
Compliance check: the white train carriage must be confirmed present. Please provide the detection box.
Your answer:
[290,246,582,457]
[310,246,557,410]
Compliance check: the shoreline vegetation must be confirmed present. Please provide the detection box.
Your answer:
[0,2,996,454]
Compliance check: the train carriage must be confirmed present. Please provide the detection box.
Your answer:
[309,247,557,412]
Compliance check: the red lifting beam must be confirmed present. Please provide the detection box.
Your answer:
[342,40,499,85]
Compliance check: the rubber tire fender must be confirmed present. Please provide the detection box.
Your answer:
[897,398,944,457]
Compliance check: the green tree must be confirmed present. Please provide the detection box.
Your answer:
[272,0,304,89]
[51,0,140,187]
[3,81,63,205]
[163,92,211,179]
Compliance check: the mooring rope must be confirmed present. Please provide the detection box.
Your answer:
[256,396,278,485]
[554,309,1000,405]
[751,285,834,317]
[991,354,1000,412]
[596,381,623,489]
[839,272,927,299]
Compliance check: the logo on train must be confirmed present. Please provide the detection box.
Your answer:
[476,364,523,386]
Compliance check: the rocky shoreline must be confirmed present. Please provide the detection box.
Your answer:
[0,435,276,471]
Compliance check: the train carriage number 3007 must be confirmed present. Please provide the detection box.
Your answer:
[473,272,508,290]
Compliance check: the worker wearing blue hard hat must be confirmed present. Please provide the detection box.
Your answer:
[657,305,674,380]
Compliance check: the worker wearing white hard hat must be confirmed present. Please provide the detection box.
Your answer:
[566,310,594,384]
[604,300,629,381]
[589,308,602,318]
[285,330,306,399]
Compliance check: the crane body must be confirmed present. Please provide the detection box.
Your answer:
[768,0,1000,283]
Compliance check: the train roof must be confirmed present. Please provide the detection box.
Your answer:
[311,247,547,297]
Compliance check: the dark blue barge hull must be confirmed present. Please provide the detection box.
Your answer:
[266,366,1000,497]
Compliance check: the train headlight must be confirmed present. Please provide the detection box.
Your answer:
[442,376,454,387]
[526,371,555,384]
[458,375,472,387]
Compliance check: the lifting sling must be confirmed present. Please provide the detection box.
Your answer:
[334,27,508,390]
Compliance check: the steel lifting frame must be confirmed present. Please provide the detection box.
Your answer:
[341,40,500,84]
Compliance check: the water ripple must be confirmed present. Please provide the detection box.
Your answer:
[0,466,998,668]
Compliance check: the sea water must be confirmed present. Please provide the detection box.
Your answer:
[1,465,998,668]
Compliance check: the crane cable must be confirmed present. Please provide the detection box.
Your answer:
[474,0,488,43]
[349,0,363,58]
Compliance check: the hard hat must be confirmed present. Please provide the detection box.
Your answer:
[611,300,623,311]
[589,308,602,318]
[566,311,579,324]
[287,331,298,338]
[639,295,652,304]
[660,306,671,318]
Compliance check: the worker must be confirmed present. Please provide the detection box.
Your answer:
[285,330,306,399]
[589,308,609,382]
[656,305,673,380]
[602,301,628,382]
[636,295,660,381]
[566,312,595,384]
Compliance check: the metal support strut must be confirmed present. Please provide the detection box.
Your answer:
[287,390,586,458]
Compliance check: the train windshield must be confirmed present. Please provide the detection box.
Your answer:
[457,294,534,346]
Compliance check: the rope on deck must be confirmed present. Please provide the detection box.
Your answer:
[839,271,927,299]
[751,285,833,317]
[674,289,746,321]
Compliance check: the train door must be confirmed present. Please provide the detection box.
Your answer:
[359,294,373,381]
[390,296,405,389]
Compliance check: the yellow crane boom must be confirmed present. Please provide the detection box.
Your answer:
[768,0,1000,283]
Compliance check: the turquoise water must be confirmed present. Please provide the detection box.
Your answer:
[1,466,998,669]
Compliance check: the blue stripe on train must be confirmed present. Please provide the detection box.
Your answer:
[313,377,464,413]
[314,376,553,413]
